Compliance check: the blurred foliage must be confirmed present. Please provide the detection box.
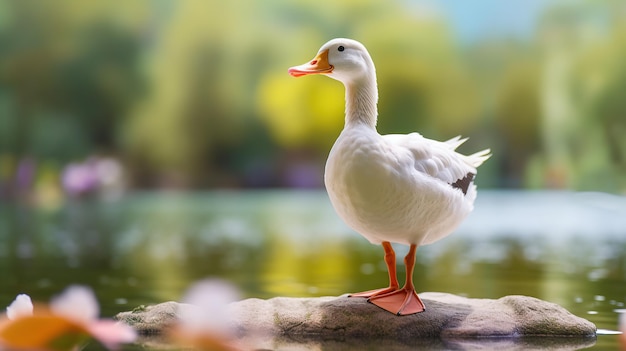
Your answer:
[0,0,625,194]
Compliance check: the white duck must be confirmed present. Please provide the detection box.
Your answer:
[288,38,491,316]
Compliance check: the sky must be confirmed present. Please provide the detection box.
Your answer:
[409,0,552,43]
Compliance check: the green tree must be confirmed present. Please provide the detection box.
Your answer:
[0,1,147,161]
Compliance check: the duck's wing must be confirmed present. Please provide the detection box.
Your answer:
[383,133,491,195]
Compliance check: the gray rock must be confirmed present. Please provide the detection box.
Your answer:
[116,293,596,350]
[117,301,180,335]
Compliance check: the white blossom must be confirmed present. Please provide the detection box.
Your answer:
[6,294,33,320]
[50,286,100,323]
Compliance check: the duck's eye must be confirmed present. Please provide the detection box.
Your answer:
[338,46,345,52]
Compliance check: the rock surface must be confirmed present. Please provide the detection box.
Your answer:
[117,293,596,349]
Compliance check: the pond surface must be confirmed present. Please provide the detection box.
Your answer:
[1,190,625,350]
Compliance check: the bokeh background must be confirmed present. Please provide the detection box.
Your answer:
[1,0,625,205]
[1,1,626,349]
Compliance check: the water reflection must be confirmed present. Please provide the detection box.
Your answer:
[235,334,598,351]
[135,333,597,351]
[1,190,625,350]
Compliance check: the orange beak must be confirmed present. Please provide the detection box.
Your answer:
[288,49,333,77]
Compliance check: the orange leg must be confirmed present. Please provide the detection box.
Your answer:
[368,244,425,315]
[349,241,399,298]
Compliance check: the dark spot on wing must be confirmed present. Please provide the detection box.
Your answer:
[451,173,474,195]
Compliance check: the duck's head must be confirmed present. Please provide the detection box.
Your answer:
[288,38,375,84]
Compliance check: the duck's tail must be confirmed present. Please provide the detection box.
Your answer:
[446,136,491,168]
[466,149,491,168]
[445,135,469,150]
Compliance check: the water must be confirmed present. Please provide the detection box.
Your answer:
[1,190,625,350]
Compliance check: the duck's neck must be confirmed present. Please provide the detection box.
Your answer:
[344,75,378,129]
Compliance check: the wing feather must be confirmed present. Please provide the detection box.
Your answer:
[383,133,491,187]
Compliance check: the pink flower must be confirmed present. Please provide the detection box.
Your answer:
[0,286,136,351]
[171,279,243,351]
